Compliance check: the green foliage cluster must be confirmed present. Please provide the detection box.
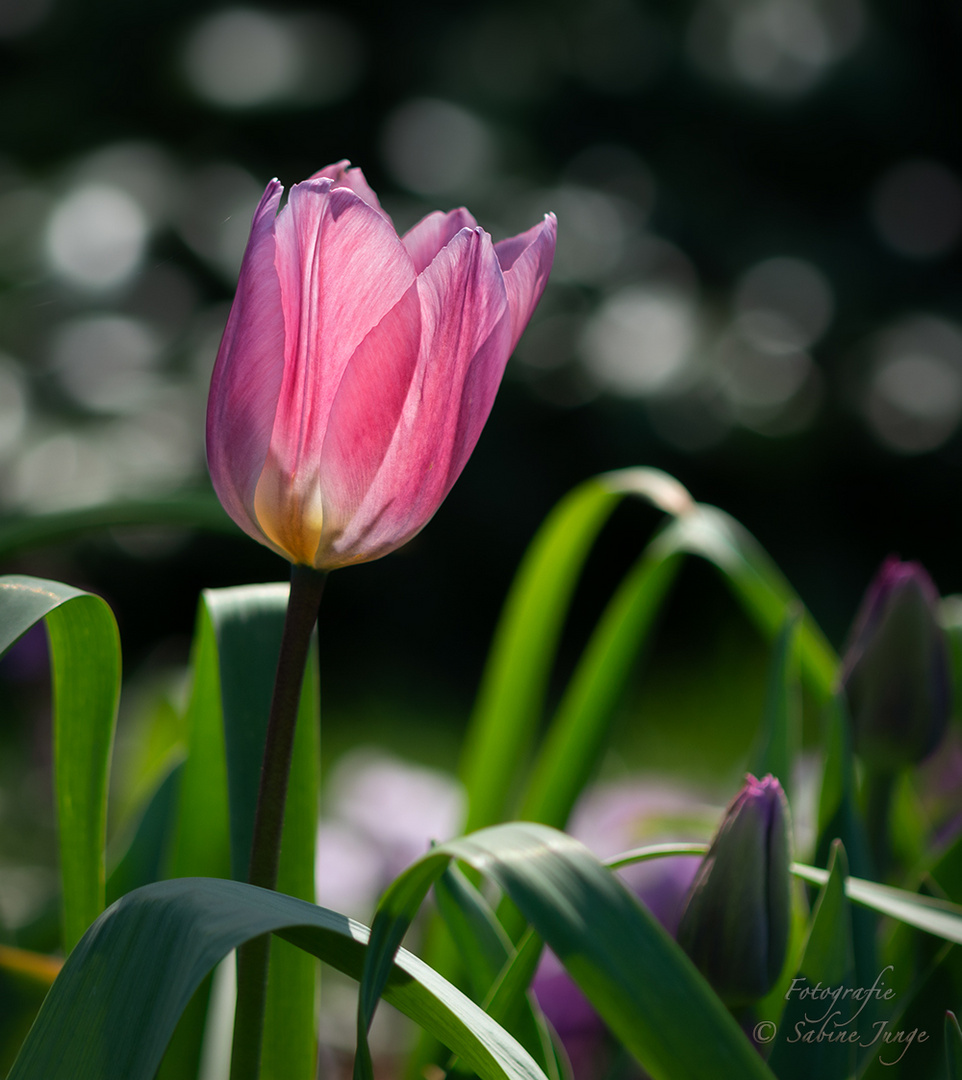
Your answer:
[1,469,961,1080]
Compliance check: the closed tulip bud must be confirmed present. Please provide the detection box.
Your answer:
[677,775,791,1008]
[841,557,951,770]
[207,161,556,569]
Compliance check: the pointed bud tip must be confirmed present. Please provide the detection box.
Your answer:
[678,774,791,1006]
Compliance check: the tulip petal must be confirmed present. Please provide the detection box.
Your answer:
[402,208,479,274]
[254,180,417,564]
[207,179,288,555]
[330,227,511,563]
[495,212,557,351]
[207,164,555,571]
[309,160,390,220]
[313,282,423,562]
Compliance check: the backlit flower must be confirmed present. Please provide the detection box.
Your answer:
[207,161,556,568]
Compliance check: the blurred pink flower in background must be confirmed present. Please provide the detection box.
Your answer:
[207,160,556,569]
[315,750,465,918]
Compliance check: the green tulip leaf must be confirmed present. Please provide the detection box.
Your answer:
[164,583,320,1080]
[649,503,837,701]
[792,864,962,944]
[6,879,547,1080]
[459,468,695,834]
[0,574,121,952]
[107,759,184,904]
[518,538,683,831]
[434,866,562,1080]
[768,841,857,1080]
[461,469,837,844]
[749,608,802,799]
[356,822,776,1080]
[435,864,515,1000]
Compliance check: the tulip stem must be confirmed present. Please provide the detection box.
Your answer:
[864,768,895,880]
[230,563,326,1080]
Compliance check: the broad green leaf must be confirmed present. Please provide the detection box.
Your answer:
[459,469,695,833]
[434,866,561,1080]
[166,583,320,1080]
[749,608,801,799]
[202,584,296,882]
[435,865,514,1000]
[768,842,857,1080]
[357,822,776,1080]
[107,760,184,905]
[166,600,231,882]
[6,879,547,1080]
[0,575,121,952]
[483,930,549,1041]
[884,821,962,1020]
[160,594,248,1080]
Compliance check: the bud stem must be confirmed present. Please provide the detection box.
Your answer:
[230,563,326,1080]
[864,768,895,880]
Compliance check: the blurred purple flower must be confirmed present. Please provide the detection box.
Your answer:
[315,750,464,918]
[841,556,951,770]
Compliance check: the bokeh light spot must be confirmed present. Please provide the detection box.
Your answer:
[381,99,493,196]
[865,316,962,453]
[713,320,820,435]
[50,315,160,413]
[184,9,298,107]
[0,0,52,38]
[581,285,699,396]
[564,144,656,218]
[73,142,179,226]
[176,164,263,279]
[11,432,113,512]
[45,184,148,291]
[871,160,962,259]
[536,184,640,285]
[688,0,864,97]
[0,355,28,455]
[734,255,834,350]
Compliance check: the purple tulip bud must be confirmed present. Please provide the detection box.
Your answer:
[677,775,791,1008]
[207,160,556,569]
[841,557,951,770]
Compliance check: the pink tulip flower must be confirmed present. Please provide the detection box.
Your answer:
[207,160,556,569]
